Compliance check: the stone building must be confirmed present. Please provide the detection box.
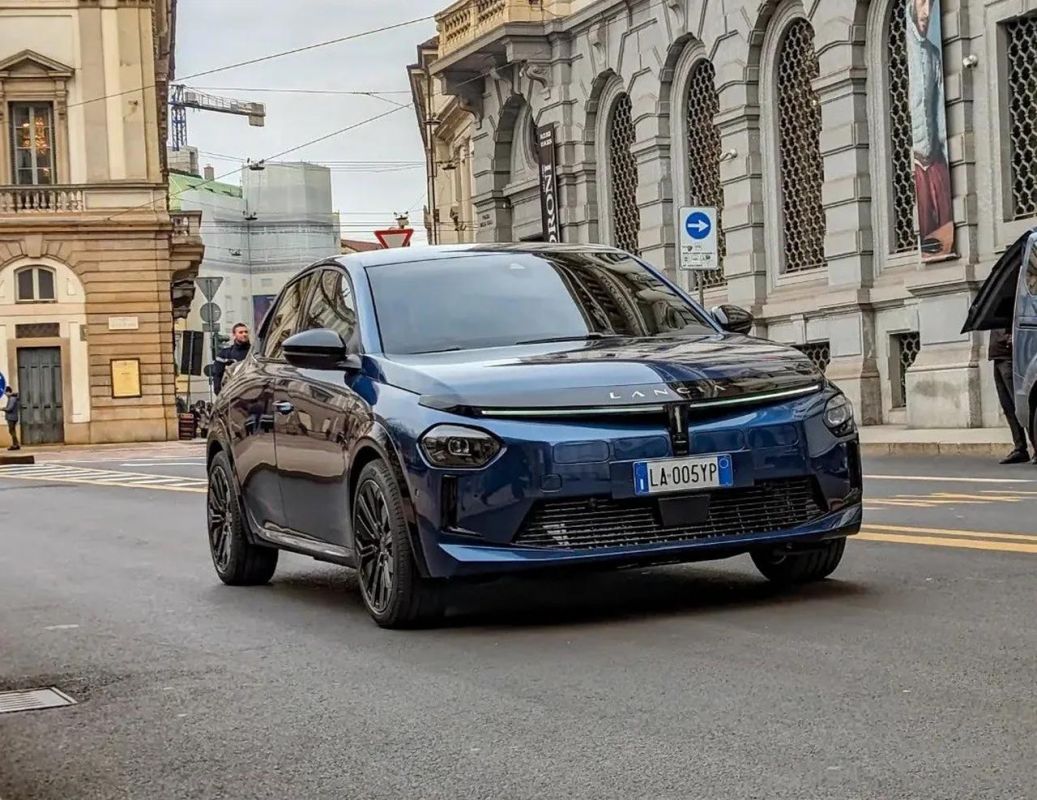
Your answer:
[171,157,339,397]
[425,0,1037,430]
[408,38,478,245]
[0,0,203,445]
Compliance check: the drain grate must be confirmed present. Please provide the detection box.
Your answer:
[0,688,76,714]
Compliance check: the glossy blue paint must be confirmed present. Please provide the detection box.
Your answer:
[215,246,863,585]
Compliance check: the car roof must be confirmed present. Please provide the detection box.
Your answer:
[330,243,630,270]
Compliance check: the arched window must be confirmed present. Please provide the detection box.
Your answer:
[775,19,826,273]
[608,93,640,255]
[1005,14,1037,220]
[886,0,917,252]
[685,59,725,286]
[15,266,56,302]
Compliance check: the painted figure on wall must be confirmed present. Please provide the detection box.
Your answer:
[906,0,954,260]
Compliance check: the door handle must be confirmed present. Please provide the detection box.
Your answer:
[274,401,294,415]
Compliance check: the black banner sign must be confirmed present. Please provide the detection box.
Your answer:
[537,124,561,243]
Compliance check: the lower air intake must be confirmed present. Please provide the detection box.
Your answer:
[515,478,824,550]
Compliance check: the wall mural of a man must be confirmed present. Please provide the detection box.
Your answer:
[906,0,955,260]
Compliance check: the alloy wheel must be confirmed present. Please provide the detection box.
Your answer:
[207,465,234,572]
[354,479,395,614]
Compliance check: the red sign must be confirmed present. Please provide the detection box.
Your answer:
[374,228,414,249]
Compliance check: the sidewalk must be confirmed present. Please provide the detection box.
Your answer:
[859,425,1014,456]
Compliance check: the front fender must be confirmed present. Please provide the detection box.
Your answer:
[349,420,432,577]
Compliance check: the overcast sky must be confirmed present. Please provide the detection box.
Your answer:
[175,0,445,245]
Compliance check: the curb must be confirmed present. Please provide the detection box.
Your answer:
[0,453,34,465]
[861,442,1007,457]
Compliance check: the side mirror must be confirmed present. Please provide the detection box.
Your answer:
[282,329,360,371]
[711,304,754,335]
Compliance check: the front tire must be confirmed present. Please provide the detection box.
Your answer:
[207,450,278,586]
[352,460,443,629]
[751,538,846,585]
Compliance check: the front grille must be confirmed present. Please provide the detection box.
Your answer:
[515,478,825,550]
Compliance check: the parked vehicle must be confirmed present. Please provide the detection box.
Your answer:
[962,228,1037,439]
[205,245,863,628]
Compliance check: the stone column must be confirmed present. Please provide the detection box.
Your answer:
[812,30,882,424]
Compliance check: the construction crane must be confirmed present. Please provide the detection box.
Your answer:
[170,86,266,151]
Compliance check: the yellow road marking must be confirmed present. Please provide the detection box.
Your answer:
[858,532,1037,554]
[865,523,1037,543]
[907,493,1025,502]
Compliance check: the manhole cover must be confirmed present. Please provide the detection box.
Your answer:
[0,688,76,714]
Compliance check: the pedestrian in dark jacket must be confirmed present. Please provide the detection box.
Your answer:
[989,328,1032,464]
[4,386,21,451]
[212,322,251,395]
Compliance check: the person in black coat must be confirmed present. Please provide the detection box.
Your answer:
[989,328,1032,464]
[212,323,251,395]
[4,386,20,451]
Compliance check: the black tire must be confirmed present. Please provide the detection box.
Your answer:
[352,459,443,629]
[207,450,278,586]
[751,537,846,585]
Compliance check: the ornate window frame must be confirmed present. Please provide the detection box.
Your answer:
[867,0,920,268]
[0,50,73,186]
[669,42,726,292]
[759,3,828,289]
[594,76,632,251]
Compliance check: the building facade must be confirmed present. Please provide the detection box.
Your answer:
[427,0,1037,430]
[0,0,202,445]
[409,38,478,245]
[171,156,338,397]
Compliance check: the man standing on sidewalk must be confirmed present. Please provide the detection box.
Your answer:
[4,386,21,451]
[990,328,1031,464]
[212,323,251,395]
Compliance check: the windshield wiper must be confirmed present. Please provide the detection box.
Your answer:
[516,333,617,346]
[407,346,464,355]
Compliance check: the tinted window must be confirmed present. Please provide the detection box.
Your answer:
[263,274,314,359]
[302,269,357,341]
[1027,238,1037,296]
[15,269,33,301]
[367,252,714,354]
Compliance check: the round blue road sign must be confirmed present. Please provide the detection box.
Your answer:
[685,211,712,240]
[0,370,5,394]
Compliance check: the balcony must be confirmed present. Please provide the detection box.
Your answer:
[0,185,84,214]
[170,209,205,321]
[434,0,566,58]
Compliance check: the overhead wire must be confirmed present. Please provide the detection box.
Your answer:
[64,14,435,112]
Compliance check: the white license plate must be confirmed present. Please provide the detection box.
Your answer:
[632,455,734,496]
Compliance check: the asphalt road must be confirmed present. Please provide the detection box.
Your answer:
[0,444,1034,799]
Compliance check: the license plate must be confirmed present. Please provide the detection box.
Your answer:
[633,455,734,496]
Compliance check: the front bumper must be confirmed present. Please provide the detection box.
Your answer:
[392,388,862,579]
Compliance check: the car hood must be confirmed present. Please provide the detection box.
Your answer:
[373,335,823,413]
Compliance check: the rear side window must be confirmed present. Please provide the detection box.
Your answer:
[263,274,314,359]
[1027,237,1037,296]
[302,269,358,342]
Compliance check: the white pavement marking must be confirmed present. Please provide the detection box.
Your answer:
[865,474,1034,484]
[0,464,206,493]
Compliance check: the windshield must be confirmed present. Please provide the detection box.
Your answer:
[367,251,716,354]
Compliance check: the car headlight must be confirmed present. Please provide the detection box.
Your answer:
[420,425,502,468]
[823,394,855,434]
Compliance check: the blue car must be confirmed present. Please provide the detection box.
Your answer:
[206,245,862,627]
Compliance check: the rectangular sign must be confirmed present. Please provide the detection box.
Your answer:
[107,316,139,331]
[537,124,562,243]
[110,358,142,399]
[678,206,719,271]
[905,0,955,262]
